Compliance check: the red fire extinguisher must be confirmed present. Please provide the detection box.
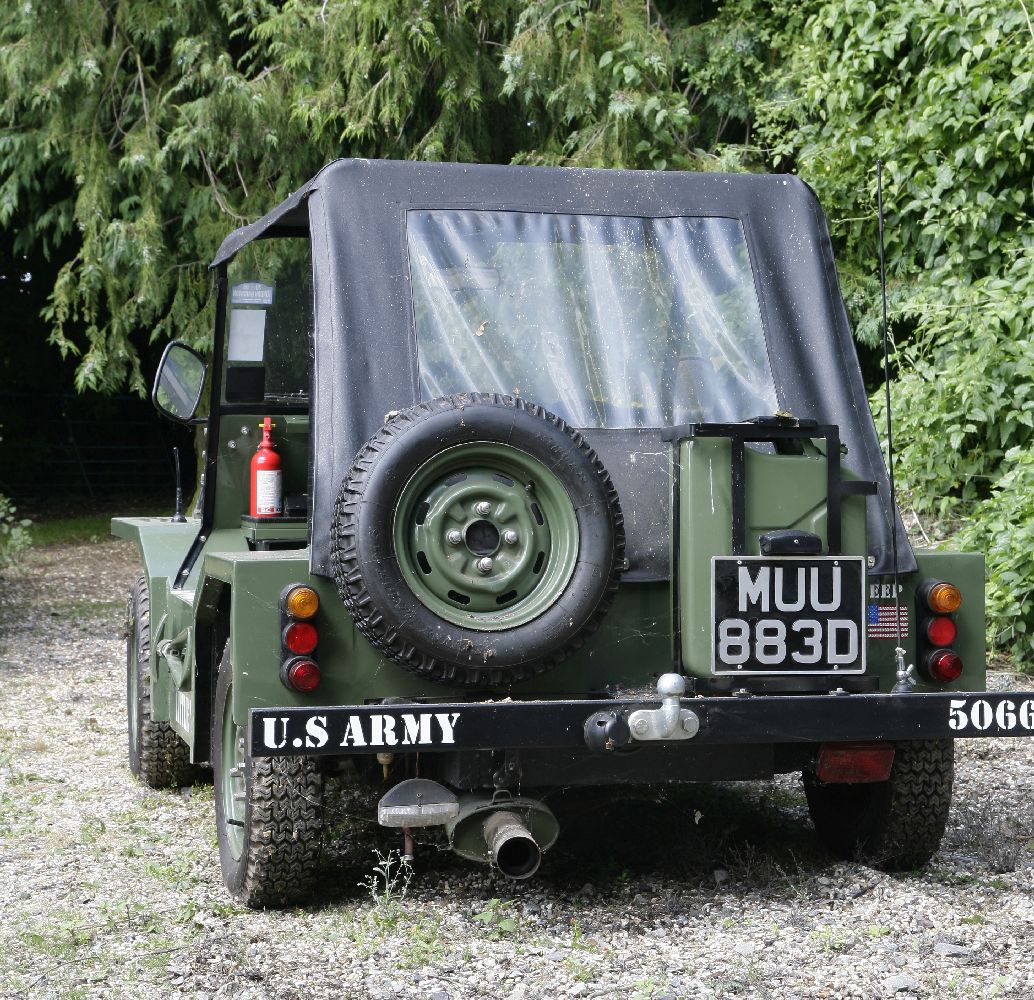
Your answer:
[250,417,283,517]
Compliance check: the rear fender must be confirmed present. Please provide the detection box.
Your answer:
[199,552,313,726]
[111,516,199,584]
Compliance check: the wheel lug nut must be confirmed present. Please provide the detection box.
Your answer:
[446,530,463,545]
[475,501,492,517]
[476,557,494,574]
[503,530,519,545]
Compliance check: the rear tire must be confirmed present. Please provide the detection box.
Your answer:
[212,649,324,907]
[126,577,197,789]
[804,739,954,870]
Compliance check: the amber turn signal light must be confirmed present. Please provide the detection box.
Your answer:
[284,585,320,619]
[925,581,962,614]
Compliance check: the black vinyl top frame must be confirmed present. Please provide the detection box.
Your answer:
[209,159,915,579]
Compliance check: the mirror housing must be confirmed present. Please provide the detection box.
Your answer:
[152,342,208,423]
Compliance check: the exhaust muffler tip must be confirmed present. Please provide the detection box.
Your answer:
[483,810,542,880]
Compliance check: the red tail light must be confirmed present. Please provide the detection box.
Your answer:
[280,582,321,692]
[917,578,963,684]
[816,742,895,783]
[925,616,957,647]
[283,621,318,655]
[283,658,321,692]
[927,649,963,683]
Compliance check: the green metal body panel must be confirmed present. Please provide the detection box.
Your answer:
[111,516,200,584]
[115,418,987,766]
[678,439,868,677]
[907,549,985,692]
[215,546,671,726]
[677,439,984,692]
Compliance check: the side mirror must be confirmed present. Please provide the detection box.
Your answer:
[153,342,207,423]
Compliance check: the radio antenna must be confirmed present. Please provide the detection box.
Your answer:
[877,161,911,692]
[171,446,187,524]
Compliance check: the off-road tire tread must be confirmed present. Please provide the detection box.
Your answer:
[804,739,953,871]
[212,651,324,909]
[127,577,197,789]
[236,755,324,908]
[330,393,625,687]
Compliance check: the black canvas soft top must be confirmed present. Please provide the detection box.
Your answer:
[211,177,318,267]
[210,158,914,579]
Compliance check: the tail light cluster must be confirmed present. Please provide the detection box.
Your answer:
[280,584,321,692]
[917,580,963,683]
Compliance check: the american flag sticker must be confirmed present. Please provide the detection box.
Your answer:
[867,603,909,640]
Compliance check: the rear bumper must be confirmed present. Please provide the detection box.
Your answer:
[250,690,1034,758]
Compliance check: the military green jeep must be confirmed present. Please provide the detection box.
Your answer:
[115,160,1023,908]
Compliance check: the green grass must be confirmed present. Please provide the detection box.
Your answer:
[30,514,132,547]
[23,496,169,547]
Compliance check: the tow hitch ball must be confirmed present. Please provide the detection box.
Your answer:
[584,673,700,751]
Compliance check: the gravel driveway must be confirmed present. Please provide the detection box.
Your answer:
[2,539,1034,1000]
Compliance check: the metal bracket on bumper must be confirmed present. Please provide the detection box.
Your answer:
[627,674,700,741]
[250,684,1034,758]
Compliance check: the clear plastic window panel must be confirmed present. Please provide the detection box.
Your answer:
[223,237,312,404]
[407,211,777,429]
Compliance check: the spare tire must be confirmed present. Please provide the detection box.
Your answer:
[331,393,624,687]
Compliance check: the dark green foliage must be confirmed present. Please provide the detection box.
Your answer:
[755,0,1034,657]
[953,450,1034,658]
[0,490,31,568]
[0,1,520,393]
[0,0,749,390]
[0,425,31,567]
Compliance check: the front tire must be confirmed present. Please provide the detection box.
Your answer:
[804,739,954,870]
[212,650,324,907]
[126,576,197,789]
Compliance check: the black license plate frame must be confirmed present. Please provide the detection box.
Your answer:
[711,556,866,676]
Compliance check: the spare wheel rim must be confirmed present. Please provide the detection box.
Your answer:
[392,442,580,630]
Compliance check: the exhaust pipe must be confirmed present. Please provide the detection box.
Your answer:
[446,793,559,877]
[483,810,542,879]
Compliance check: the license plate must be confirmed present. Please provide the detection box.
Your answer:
[711,556,865,675]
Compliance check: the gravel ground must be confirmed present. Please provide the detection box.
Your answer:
[2,539,1034,1000]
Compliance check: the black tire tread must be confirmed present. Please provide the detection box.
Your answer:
[804,739,953,870]
[330,392,625,686]
[212,651,324,908]
[127,576,197,789]
[235,755,324,908]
